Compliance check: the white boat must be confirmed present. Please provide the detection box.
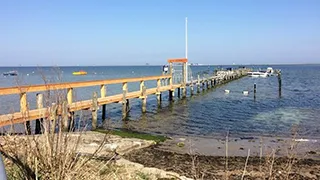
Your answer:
[247,71,268,77]
[266,67,274,75]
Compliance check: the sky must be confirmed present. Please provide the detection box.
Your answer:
[1,0,320,66]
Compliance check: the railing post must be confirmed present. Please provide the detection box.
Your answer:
[156,79,161,105]
[20,92,30,135]
[168,76,174,101]
[67,88,73,104]
[190,77,194,96]
[122,82,128,119]
[182,62,187,97]
[100,84,107,122]
[50,103,58,133]
[91,92,98,130]
[202,78,206,91]
[62,101,69,132]
[35,93,43,134]
[197,75,200,93]
[139,81,147,113]
[67,88,74,131]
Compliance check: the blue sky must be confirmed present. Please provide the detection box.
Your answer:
[1,0,319,66]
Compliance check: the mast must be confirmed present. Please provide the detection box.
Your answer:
[185,17,188,83]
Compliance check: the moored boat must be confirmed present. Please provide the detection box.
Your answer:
[247,71,268,77]
[72,70,87,76]
[3,71,18,76]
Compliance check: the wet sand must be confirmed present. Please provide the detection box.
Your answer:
[124,135,320,179]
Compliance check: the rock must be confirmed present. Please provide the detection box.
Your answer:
[177,142,185,147]
[104,143,118,151]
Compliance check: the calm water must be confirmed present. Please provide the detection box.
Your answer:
[0,65,319,138]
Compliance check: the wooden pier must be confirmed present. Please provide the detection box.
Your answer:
[0,58,250,134]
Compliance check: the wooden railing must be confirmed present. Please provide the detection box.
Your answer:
[0,74,177,131]
[0,68,250,133]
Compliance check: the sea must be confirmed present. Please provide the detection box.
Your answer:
[0,65,319,138]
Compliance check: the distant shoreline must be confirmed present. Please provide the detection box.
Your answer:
[0,63,319,68]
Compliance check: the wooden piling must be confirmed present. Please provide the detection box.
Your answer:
[156,79,161,105]
[141,85,147,113]
[91,92,98,129]
[168,76,174,101]
[278,73,282,97]
[67,88,74,130]
[254,83,257,100]
[122,82,128,119]
[197,75,200,93]
[20,92,31,135]
[202,80,205,91]
[182,61,187,98]
[50,103,58,133]
[190,83,194,96]
[35,93,43,134]
[169,90,173,101]
[182,87,186,98]
[177,88,181,98]
[100,85,107,122]
[62,101,69,131]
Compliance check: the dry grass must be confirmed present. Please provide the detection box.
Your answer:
[0,70,110,180]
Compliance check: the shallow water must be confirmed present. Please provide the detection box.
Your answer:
[0,65,319,138]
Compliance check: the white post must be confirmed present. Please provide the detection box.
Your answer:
[185,17,188,83]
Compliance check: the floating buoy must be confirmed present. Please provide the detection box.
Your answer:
[243,91,249,95]
[225,89,230,94]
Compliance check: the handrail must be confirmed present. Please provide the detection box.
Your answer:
[0,75,172,95]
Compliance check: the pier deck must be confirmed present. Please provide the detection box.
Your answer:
[0,65,250,133]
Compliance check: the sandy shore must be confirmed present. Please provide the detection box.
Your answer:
[156,135,320,159]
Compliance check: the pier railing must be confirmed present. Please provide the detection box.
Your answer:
[0,67,250,134]
[0,74,179,130]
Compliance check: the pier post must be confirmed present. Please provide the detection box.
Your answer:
[122,82,128,119]
[67,88,74,131]
[182,61,187,98]
[35,93,43,134]
[190,82,194,96]
[254,83,257,100]
[168,75,174,101]
[141,86,147,113]
[91,92,98,130]
[62,101,69,132]
[202,79,205,91]
[197,75,200,93]
[177,88,181,98]
[50,103,58,133]
[100,84,107,122]
[278,73,282,98]
[156,79,161,105]
[20,92,31,135]
[182,87,186,98]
